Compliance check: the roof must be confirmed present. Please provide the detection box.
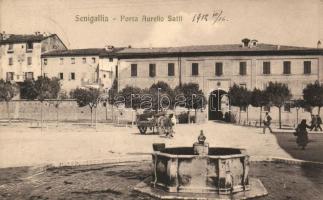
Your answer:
[116,43,323,58]
[0,34,56,44]
[42,47,124,57]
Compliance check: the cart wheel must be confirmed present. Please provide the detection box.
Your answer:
[138,126,147,134]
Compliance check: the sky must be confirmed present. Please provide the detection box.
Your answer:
[0,0,322,49]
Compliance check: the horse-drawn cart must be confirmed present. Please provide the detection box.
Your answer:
[136,111,167,134]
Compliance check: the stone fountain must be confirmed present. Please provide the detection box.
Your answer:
[134,130,268,199]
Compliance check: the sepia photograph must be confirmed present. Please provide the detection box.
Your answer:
[0,0,323,199]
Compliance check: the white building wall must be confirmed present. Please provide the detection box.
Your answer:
[42,56,99,93]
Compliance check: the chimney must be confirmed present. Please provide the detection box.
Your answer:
[1,31,10,40]
[317,40,322,48]
[104,45,114,50]
[249,39,258,48]
[241,38,250,48]
[128,45,132,48]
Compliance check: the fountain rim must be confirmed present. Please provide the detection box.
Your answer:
[153,146,248,159]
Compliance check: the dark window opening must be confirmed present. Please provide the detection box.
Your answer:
[239,62,247,75]
[131,64,137,77]
[70,72,75,80]
[263,62,271,75]
[168,63,175,76]
[149,64,156,77]
[192,63,199,76]
[304,61,311,74]
[283,61,291,74]
[215,62,223,76]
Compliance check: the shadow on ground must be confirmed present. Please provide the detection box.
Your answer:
[1,162,323,200]
[273,132,323,163]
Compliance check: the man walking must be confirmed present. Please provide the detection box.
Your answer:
[316,115,322,131]
[263,112,273,134]
[310,114,317,131]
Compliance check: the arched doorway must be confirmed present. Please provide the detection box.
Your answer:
[208,89,230,120]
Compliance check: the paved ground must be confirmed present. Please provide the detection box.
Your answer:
[0,121,299,168]
[274,132,323,163]
[0,161,323,200]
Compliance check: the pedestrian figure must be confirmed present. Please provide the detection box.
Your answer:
[310,114,317,131]
[263,112,273,134]
[164,114,174,138]
[316,115,322,131]
[295,119,310,150]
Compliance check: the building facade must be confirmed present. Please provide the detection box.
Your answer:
[116,42,323,99]
[114,41,323,123]
[0,32,67,82]
[41,47,120,93]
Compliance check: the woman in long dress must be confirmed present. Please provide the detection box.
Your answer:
[295,119,311,150]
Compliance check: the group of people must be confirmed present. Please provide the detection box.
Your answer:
[310,114,322,131]
[262,111,322,150]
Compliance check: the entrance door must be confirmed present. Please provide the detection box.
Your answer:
[208,89,229,120]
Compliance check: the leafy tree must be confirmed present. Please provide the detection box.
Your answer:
[228,84,251,123]
[174,83,206,122]
[117,85,142,110]
[71,88,100,126]
[20,77,61,129]
[51,91,68,126]
[149,81,175,111]
[20,80,38,100]
[303,81,323,114]
[0,80,17,125]
[251,88,268,126]
[108,79,118,105]
[265,82,291,129]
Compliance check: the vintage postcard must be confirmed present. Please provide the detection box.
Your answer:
[0,0,323,199]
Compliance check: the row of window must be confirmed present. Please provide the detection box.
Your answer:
[42,57,114,65]
[58,72,75,80]
[263,61,311,75]
[129,61,312,77]
[6,72,34,81]
[131,63,175,77]
[43,57,98,65]
[7,42,34,53]
[8,57,33,65]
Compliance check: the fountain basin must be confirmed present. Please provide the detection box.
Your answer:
[152,147,250,194]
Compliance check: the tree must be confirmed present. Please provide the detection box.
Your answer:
[174,83,207,122]
[149,81,175,111]
[20,79,38,100]
[118,85,142,110]
[228,84,251,124]
[51,91,68,126]
[20,77,61,129]
[303,81,323,114]
[251,88,268,126]
[0,80,17,125]
[291,99,305,125]
[265,82,291,129]
[71,88,100,126]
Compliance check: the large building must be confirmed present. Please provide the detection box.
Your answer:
[116,40,323,98]
[0,32,67,82]
[41,47,121,93]
[114,39,323,121]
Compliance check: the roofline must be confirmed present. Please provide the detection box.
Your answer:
[50,34,68,50]
[41,53,101,58]
[115,49,323,59]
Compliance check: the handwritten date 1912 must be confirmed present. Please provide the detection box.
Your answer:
[192,10,227,24]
